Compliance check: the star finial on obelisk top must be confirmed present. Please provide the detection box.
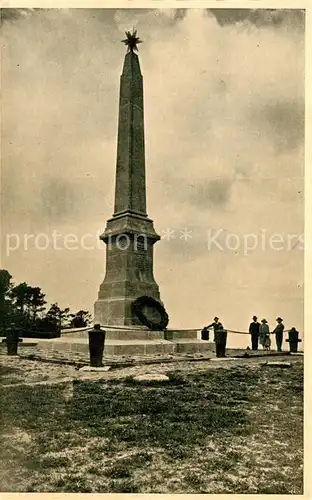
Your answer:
[121,29,142,53]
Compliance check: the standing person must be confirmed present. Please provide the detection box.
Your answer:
[259,319,269,350]
[249,316,260,350]
[215,325,228,358]
[264,332,271,351]
[206,316,223,342]
[272,317,284,352]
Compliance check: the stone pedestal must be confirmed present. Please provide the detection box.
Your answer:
[94,217,161,326]
[36,328,214,358]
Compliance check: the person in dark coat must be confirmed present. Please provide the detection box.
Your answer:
[272,317,284,352]
[249,316,260,350]
[206,317,223,342]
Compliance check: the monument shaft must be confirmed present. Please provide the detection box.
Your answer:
[114,52,146,216]
[94,50,161,326]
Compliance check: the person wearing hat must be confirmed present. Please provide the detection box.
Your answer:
[249,316,260,351]
[272,317,284,352]
[206,317,223,342]
[259,319,269,350]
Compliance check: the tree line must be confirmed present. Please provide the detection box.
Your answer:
[0,269,92,337]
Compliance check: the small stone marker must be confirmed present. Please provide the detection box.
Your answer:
[133,373,170,383]
[264,362,292,368]
[79,365,111,372]
[210,357,238,361]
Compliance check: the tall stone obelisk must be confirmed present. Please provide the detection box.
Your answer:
[94,30,162,326]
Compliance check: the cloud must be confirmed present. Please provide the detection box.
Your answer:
[0,8,35,25]
[40,178,78,221]
[196,178,233,208]
[1,9,304,344]
[250,100,304,152]
[113,8,187,32]
[210,8,305,31]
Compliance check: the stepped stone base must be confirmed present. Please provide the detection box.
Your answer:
[63,327,164,341]
[35,328,213,357]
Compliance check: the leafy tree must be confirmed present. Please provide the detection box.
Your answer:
[70,310,92,328]
[28,287,46,321]
[0,270,76,338]
[0,270,12,296]
[33,316,60,336]
[45,303,71,332]
[10,282,31,314]
[0,270,13,331]
[9,283,47,326]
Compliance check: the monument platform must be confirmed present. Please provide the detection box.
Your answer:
[35,327,214,357]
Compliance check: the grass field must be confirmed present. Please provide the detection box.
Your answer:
[0,356,303,493]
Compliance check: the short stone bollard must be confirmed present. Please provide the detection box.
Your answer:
[6,327,20,356]
[201,327,209,341]
[88,324,106,367]
[286,327,301,353]
[215,328,228,358]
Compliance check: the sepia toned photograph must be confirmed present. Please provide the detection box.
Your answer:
[0,6,305,494]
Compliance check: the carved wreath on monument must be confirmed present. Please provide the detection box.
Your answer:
[131,296,169,331]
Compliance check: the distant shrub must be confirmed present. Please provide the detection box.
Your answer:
[107,463,132,479]
[167,371,187,385]
[40,455,70,469]
[123,375,136,385]
[108,478,139,493]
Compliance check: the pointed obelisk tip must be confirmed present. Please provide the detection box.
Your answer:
[121,28,143,53]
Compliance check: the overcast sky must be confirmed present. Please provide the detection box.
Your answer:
[1,8,305,346]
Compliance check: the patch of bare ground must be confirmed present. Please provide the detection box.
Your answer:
[0,355,303,493]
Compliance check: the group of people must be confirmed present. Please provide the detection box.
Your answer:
[202,315,299,355]
[249,316,284,351]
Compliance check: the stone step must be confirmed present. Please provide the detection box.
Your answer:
[165,330,199,341]
[0,337,213,360]
[36,336,213,357]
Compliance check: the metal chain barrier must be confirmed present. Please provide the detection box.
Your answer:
[60,324,291,334]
